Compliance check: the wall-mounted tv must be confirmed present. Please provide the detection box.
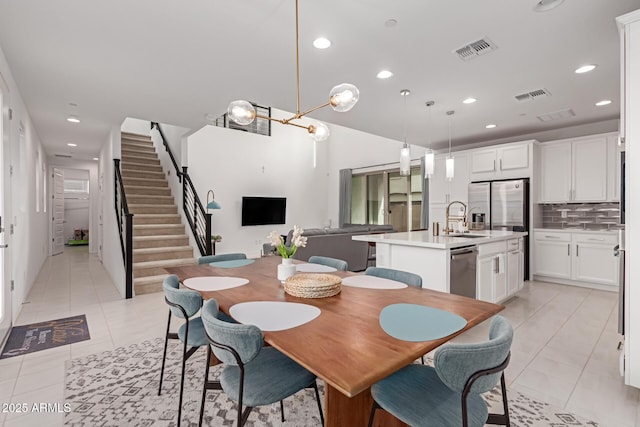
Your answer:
[241,196,287,226]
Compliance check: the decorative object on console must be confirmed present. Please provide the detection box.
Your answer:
[399,89,411,176]
[268,225,308,280]
[226,0,359,142]
[446,110,455,181]
[424,101,435,178]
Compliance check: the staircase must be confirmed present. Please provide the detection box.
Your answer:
[120,132,197,295]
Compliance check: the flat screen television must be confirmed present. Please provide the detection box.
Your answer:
[241,196,287,226]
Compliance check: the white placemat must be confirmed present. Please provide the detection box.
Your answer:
[341,275,408,289]
[295,263,338,273]
[183,276,249,292]
[229,301,321,331]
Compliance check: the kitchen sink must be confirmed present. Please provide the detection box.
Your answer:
[447,233,488,238]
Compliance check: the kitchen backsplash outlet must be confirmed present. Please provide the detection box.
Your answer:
[541,203,624,231]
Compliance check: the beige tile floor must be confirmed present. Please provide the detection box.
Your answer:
[0,246,637,426]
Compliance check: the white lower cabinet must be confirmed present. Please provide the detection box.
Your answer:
[507,247,520,296]
[572,234,619,286]
[533,232,572,279]
[477,240,518,304]
[534,230,618,289]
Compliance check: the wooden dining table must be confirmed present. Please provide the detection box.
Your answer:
[166,256,503,427]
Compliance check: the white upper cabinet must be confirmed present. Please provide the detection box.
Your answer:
[540,134,613,203]
[540,142,572,203]
[470,142,531,181]
[572,136,608,202]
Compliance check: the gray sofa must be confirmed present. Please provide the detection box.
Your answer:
[286,224,394,271]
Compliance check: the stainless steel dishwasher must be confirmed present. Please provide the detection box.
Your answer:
[450,245,478,298]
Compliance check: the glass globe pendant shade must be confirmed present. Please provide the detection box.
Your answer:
[424,150,435,178]
[227,100,256,125]
[446,156,455,181]
[329,83,360,112]
[399,144,411,176]
[308,122,330,141]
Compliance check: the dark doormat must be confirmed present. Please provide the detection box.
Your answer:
[0,314,90,359]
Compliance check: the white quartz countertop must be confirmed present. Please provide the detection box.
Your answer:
[352,230,528,250]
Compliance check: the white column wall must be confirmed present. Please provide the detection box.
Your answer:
[99,126,126,297]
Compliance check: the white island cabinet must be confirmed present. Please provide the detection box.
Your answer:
[352,230,527,303]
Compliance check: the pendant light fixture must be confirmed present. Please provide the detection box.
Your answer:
[227,0,359,142]
[399,89,411,176]
[445,110,455,181]
[424,101,435,178]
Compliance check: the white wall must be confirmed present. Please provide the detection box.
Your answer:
[187,109,330,257]
[121,117,151,137]
[0,49,49,322]
[99,126,126,297]
[187,108,419,257]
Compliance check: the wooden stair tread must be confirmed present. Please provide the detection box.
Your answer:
[133,245,193,254]
[133,257,197,269]
[133,234,189,241]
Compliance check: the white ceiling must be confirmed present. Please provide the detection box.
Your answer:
[0,0,637,159]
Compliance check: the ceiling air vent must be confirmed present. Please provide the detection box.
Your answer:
[454,37,498,61]
[537,108,576,122]
[55,154,72,158]
[514,88,552,102]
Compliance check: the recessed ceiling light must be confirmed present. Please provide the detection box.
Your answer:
[313,37,331,49]
[485,124,497,129]
[533,0,564,12]
[595,99,612,106]
[575,64,597,74]
[384,19,397,28]
[463,97,477,104]
[67,115,80,123]
[93,157,99,161]
[67,143,77,147]
[376,70,393,79]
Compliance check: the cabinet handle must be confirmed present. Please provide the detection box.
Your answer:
[545,235,560,239]
[568,244,570,256]
[587,238,605,241]
[576,244,579,257]
[493,159,496,171]
[494,257,499,273]
[500,158,503,170]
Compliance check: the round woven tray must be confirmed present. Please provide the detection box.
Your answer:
[284,273,342,298]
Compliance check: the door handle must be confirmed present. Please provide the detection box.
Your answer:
[567,244,570,256]
[0,244,8,249]
[576,244,579,257]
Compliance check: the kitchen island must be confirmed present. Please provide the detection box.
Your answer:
[353,230,528,303]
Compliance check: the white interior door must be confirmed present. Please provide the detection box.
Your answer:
[52,168,64,255]
[0,73,12,346]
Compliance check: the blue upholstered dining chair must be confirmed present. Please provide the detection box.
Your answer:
[198,253,247,264]
[159,274,209,427]
[199,299,324,427]
[365,266,422,288]
[368,315,513,427]
[308,255,349,271]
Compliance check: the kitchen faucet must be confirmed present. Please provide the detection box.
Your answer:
[444,201,467,235]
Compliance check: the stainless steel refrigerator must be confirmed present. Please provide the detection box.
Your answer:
[468,179,529,278]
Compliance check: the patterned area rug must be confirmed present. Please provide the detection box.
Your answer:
[64,338,599,426]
